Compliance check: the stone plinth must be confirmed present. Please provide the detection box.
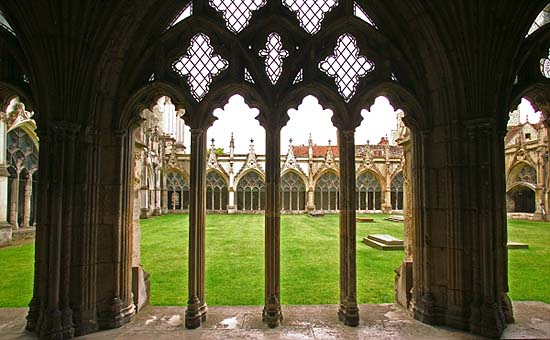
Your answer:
[132,266,151,312]
[395,260,413,308]
[363,234,404,250]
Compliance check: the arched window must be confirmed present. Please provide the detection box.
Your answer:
[280,172,306,212]
[314,172,339,212]
[206,171,228,211]
[515,165,537,185]
[167,172,189,210]
[237,172,265,211]
[507,186,535,213]
[356,172,381,211]
[390,172,404,210]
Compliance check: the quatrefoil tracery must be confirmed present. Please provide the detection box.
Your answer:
[258,33,289,85]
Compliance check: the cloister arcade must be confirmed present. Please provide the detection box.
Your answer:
[1,1,550,339]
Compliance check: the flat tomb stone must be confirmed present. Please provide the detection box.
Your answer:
[507,241,529,249]
[385,215,404,223]
[356,217,374,223]
[308,211,325,217]
[362,234,404,250]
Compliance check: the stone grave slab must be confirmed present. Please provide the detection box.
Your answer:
[356,217,374,223]
[385,215,404,223]
[362,234,404,250]
[507,241,529,249]
[308,211,325,217]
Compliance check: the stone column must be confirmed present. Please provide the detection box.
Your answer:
[307,189,315,210]
[22,173,32,227]
[0,113,12,245]
[227,188,236,214]
[185,127,208,328]
[262,119,283,328]
[337,129,359,326]
[9,172,19,228]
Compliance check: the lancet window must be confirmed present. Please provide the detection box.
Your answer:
[237,171,265,211]
[280,172,306,212]
[356,172,381,211]
[206,171,228,211]
[315,172,339,212]
[390,172,404,210]
[167,172,189,210]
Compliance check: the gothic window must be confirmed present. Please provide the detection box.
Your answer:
[167,2,192,30]
[280,172,306,211]
[293,69,304,85]
[319,33,375,102]
[258,32,289,85]
[7,128,38,175]
[237,171,265,211]
[172,33,229,101]
[356,172,381,211]
[206,171,228,211]
[0,9,15,35]
[353,2,378,29]
[314,172,339,211]
[516,165,537,185]
[541,49,550,78]
[167,172,190,210]
[528,4,550,37]
[390,172,404,210]
[244,68,255,84]
[210,0,267,34]
[283,0,338,35]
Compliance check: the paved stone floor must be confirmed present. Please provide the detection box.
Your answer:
[1,302,549,339]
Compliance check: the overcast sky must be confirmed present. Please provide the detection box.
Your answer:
[206,95,399,154]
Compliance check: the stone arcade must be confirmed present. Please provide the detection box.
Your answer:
[1,1,550,339]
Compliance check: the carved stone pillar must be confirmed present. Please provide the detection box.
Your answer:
[9,172,19,228]
[227,188,236,214]
[262,120,283,328]
[337,129,359,326]
[465,120,512,337]
[22,173,32,227]
[185,127,208,328]
[0,113,11,245]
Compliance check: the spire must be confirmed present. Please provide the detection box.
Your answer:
[284,138,297,169]
[326,139,334,166]
[308,133,313,159]
[207,138,218,168]
[229,132,235,158]
[245,138,258,168]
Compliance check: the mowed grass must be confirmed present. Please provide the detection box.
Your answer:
[0,216,548,307]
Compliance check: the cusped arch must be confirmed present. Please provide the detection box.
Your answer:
[356,168,385,189]
[235,168,266,190]
[206,168,229,188]
[312,168,340,190]
[354,82,426,131]
[281,168,309,189]
[119,81,189,131]
[507,161,538,189]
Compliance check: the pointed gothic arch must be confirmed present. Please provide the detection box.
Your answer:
[235,169,266,211]
[206,169,228,211]
[355,170,383,211]
[390,171,404,211]
[314,170,340,212]
[280,169,307,212]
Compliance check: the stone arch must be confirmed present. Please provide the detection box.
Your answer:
[235,169,266,211]
[507,161,538,188]
[206,169,228,211]
[314,170,340,212]
[166,170,190,211]
[280,169,307,212]
[507,184,536,213]
[356,169,383,211]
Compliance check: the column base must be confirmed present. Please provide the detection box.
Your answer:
[226,206,237,214]
[338,302,359,326]
[38,307,74,340]
[469,301,507,338]
[262,295,282,328]
[97,298,135,329]
[25,296,40,332]
[412,293,442,325]
[132,266,151,312]
[185,297,206,329]
[72,308,99,337]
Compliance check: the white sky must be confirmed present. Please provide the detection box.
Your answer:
[518,97,541,124]
[207,95,399,154]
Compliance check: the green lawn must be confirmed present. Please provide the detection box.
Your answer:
[0,215,548,307]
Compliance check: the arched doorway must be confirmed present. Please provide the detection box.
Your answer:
[167,171,189,211]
